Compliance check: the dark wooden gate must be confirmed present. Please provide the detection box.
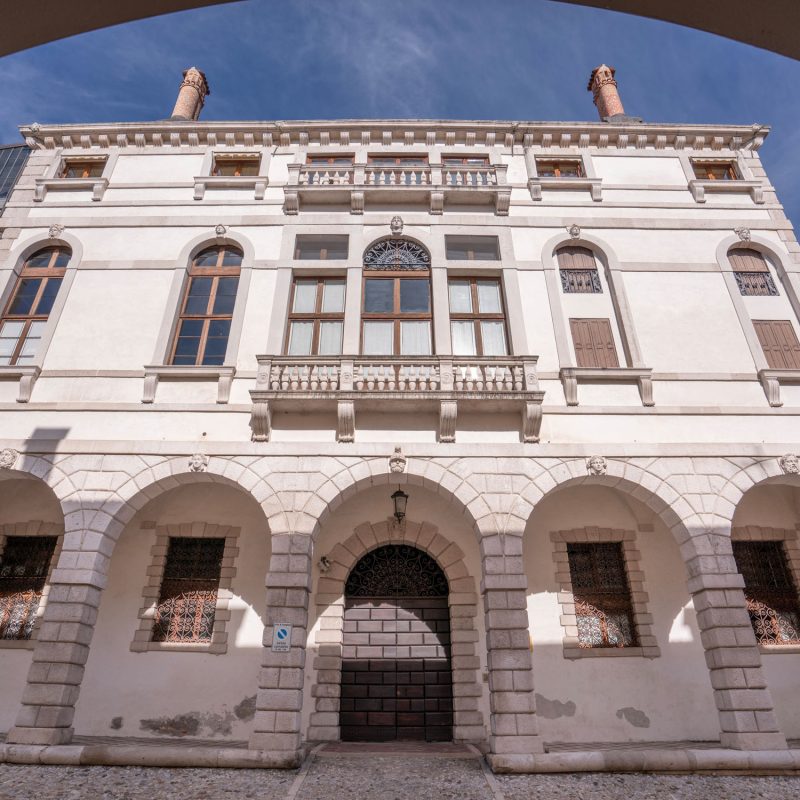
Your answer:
[339,544,452,742]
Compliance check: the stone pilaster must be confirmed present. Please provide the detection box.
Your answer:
[7,545,106,745]
[481,531,544,760]
[685,532,786,750]
[249,533,311,767]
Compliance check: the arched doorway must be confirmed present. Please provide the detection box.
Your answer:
[340,544,452,742]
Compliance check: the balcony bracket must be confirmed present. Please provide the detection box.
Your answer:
[250,399,272,442]
[439,400,457,443]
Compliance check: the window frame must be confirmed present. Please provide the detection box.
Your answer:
[441,155,490,167]
[447,277,509,357]
[558,246,602,294]
[444,235,500,261]
[535,158,585,178]
[306,154,355,166]
[0,246,70,367]
[293,234,349,261]
[285,277,347,356]
[361,269,434,356]
[210,153,261,177]
[169,245,243,367]
[691,160,739,181]
[367,154,430,166]
[58,157,107,179]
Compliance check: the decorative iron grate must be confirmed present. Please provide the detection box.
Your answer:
[735,271,778,296]
[0,536,57,640]
[363,239,430,271]
[567,542,637,648]
[732,540,800,645]
[560,268,602,294]
[151,537,225,643]
[345,544,448,597]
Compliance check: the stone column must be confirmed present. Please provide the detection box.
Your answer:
[480,530,544,764]
[249,532,312,766]
[685,530,786,750]
[7,539,107,745]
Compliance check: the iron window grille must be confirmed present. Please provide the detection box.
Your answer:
[0,536,57,640]
[730,249,778,296]
[566,542,638,648]
[557,246,602,294]
[732,540,800,645]
[151,537,225,643]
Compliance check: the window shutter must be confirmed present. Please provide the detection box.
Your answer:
[557,246,596,270]
[730,249,768,273]
[570,318,619,369]
[754,320,800,369]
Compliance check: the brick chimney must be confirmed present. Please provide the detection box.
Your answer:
[171,67,210,121]
[588,64,627,122]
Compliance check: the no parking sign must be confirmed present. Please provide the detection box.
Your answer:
[271,622,292,652]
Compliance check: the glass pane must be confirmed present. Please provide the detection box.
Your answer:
[364,279,394,313]
[8,279,41,315]
[18,332,42,359]
[184,277,213,315]
[321,280,345,313]
[448,280,472,313]
[481,321,507,356]
[293,280,318,313]
[477,281,502,313]
[26,249,54,268]
[319,321,343,355]
[536,162,556,177]
[52,249,71,268]
[401,321,431,355]
[221,248,243,267]
[212,276,239,314]
[295,235,349,260]
[201,319,231,365]
[451,321,477,356]
[0,320,25,338]
[399,279,430,313]
[34,278,62,316]
[172,319,203,364]
[287,322,314,355]
[445,236,499,261]
[193,248,220,267]
[362,321,393,355]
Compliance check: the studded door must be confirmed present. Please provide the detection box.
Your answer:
[340,544,453,742]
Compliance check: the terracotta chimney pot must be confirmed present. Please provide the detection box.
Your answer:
[587,64,625,121]
[171,67,210,121]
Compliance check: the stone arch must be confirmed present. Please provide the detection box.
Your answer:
[715,234,795,283]
[308,517,484,743]
[715,457,800,523]
[176,230,255,268]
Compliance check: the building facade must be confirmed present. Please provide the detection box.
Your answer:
[0,66,799,772]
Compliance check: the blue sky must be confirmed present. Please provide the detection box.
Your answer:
[1,0,799,223]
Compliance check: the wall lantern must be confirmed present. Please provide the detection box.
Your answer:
[391,488,409,523]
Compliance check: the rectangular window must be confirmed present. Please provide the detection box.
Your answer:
[753,320,800,370]
[367,155,429,166]
[567,542,637,648]
[732,540,800,645]
[152,537,225,643]
[286,277,346,356]
[294,234,349,260]
[0,246,69,366]
[58,158,106,179]
[730,250,778,296]
[692,160,738,180]
[448,278,508,356]
[558,246,602,294]
[306,155,354,165]
[570,318,619,368]
[442,155,490,166]
[445,235,500,261]
[362,274,432,356]
[536,159,584,178]
[211,154,260,177]
[0,536,57,640]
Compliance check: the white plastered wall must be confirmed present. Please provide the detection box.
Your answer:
[524,484,720,743]
[72,483,270,740]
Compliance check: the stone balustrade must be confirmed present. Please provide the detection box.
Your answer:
[250,355,543,443]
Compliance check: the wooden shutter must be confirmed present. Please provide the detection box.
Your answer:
[753,320,800,369]
[570,318,619,368]
[730,249,768,272]
[557,246,596,270]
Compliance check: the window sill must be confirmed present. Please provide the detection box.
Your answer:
[130,640,227,654]
[688,178,764,204]
[142,365,236,404]
[194,175,268,200]
[0,365,41,403]
[757,368,800,407]
[759,644,800,655]
[563,645,660,660]
[529,176,602,202]
[559,366,654,407]
[0,638,36,650]
[34,177,108,202]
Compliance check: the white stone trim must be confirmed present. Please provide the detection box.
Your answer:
[0,521,63,649]
[130,522,240,655]
[550,527,660,660]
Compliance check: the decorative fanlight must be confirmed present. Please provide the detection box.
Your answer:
[391,488,409,523]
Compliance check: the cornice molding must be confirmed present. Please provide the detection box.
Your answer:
[19,120,769,153]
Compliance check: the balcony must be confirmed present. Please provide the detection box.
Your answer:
[284,163,510,215]
[250,355,543,443]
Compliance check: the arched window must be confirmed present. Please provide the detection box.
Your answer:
[170,245,242,366]
[730,248,778,296]
[557,246,601,294]
[361,239,432,356]
[0,245,70,366]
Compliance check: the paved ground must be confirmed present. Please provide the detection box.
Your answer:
[2,754,800,800]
